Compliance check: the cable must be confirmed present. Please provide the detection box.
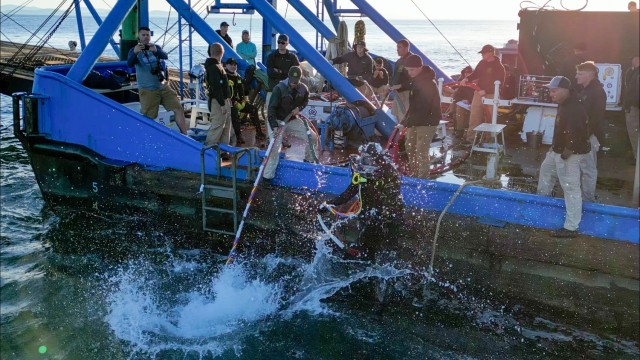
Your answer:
[408,0,471,67]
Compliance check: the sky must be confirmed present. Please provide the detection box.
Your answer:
[0,0,632,20]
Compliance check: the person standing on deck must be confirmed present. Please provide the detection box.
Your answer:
[224,57,246,145]
[127,26,188,135]
[216,22,233,47]
[265,34,300,137]
[537,76,591,238]
[575,61,607,202]
[263,66,317,179]
[403,54,441,179]
[370,57,390,99]
[389,39,414,123]
[329,40,374,98]
[623,56,639,160]
[460,44,505,144]
[204,43,233,147]
[236,30,257,66]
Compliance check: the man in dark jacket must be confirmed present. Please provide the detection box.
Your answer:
[263,66,317,179]
[624,56,639,160]
[266,34,300,91]
[575,61,607,202]
[265,34,300,137]
[537,76,591,238]
[319,142,404,261]
[215,21,233,47]
[402,54,442,178]
[204,42,232,146]
[224,57,246,145]
[460,44,505,143]
[389,39,414,123]
[330,40,374,97]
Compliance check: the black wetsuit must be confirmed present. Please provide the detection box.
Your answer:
[329,158,405,259]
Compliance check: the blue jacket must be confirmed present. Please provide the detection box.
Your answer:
[236,41,257,66]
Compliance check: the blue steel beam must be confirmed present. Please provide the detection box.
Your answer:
[286,0,336,40]
[261,0,276,65]
[246,0,372,108]
[67,0,136,83]
[349,0,453,83]
[164,0,246,67]
[74,0,86,49]
[82,0,121,55]
[323,0,340,33]
[139,0,149,28]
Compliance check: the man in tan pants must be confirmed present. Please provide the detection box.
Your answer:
[204,43,233,146]
[460,44,505,143]
[403,55,442,178]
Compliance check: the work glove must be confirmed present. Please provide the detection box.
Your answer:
[560,148,573,160]
[235,101,246,111]
[395,124,405,131]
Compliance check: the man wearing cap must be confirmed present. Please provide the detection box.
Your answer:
[329,40,374,97]
[216,22,233,47]
[236,30,257,66]
[204,43,233,146]
[224,57,247,145]
[263,66,318,179]
[402,54,441,178]
[265,34,300,136]
[537,76,591,238]
[575,61,607,202]
[389,39,414,123]
[460,44,505,143]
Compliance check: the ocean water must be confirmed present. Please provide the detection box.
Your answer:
[1,12,639,360]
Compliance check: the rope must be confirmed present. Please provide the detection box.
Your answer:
[408,0,471,67]
[0,0,74,80]
[225,126,285,266]
[428,179,497,276]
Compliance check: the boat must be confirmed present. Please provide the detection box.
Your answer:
[5,0,639,340]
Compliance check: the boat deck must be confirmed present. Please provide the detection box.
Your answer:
[222,112,638,209]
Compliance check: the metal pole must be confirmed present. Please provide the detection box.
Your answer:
[67,0,136,83]
[82,0,121,55]
[74,0,86,50]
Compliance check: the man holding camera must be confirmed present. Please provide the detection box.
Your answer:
[127,26,188,135]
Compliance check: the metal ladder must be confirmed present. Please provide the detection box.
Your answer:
[200,145,257,236]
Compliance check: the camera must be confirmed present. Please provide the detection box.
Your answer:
[141,44,150,51]
[151,68,165,82]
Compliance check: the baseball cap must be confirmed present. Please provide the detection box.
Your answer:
[478,44,495,54]
[288,66,302,83]
[242,29,249,35]
[220,21,229,27]
[224,57,237,65]
[405,54,423,68]
[544,76,571,90]
[277,34,289,42]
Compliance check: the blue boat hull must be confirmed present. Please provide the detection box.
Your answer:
[14,67,639,244]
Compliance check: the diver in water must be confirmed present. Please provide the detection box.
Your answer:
[318,143,405,260]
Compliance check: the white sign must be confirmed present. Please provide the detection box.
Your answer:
[595,63,621,105]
